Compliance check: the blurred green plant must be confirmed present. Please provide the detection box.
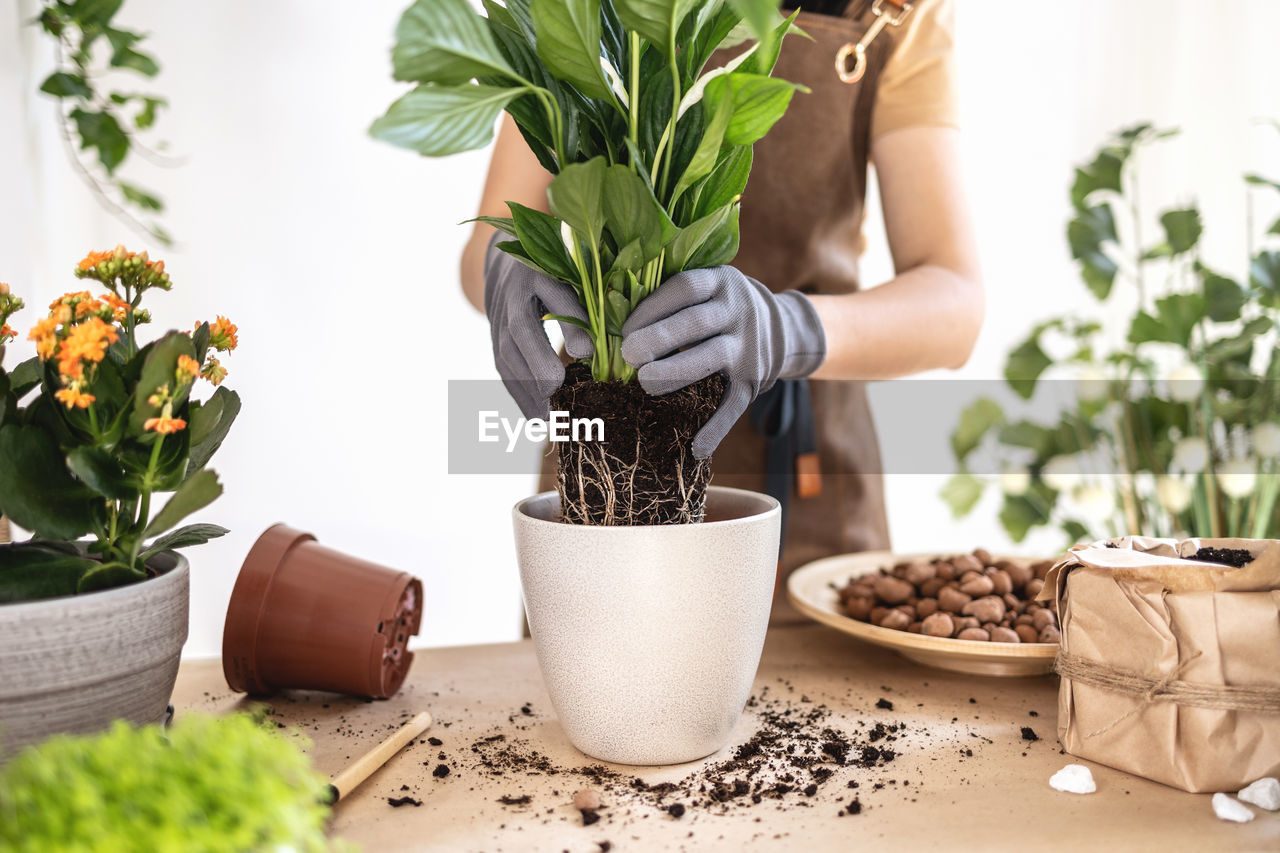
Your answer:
[370,0,802,381]
[34,0,173,245]
[944,123,1280,544]
[0,712,338,853]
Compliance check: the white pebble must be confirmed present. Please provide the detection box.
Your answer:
[1212,793,1255,823]
[1238,777,1280,811]
[1049,764,1096,794]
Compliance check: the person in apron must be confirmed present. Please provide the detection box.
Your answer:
[462,0,982,624]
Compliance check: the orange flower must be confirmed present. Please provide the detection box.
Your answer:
[176,354,199,381]
[208,316,238,352]
[200,355,228,386]
[102,292,131,322]
[144,415,187,435]
[77,250,113,272]
[54,386,96,410]
[28,317,59,360]
[0,323,13,343]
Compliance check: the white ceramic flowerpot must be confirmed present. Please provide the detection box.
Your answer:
[514,486,781,765]
[0,551,189,756]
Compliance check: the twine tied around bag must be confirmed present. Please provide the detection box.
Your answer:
[1054,651,1280,738]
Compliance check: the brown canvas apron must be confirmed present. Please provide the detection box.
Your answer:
[539,2,898,623]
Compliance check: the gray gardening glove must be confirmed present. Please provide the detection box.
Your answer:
[620,266,826,459]
[484,236,594,418]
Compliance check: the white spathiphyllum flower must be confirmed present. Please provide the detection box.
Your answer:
[1253,422,1280,459]
[1172,437,1209,474]
[1041,455,1080,492]
[1072,483,1115,522]
[1168,364,1205,403]
[1218,458,1258,500]
[560,220,576,257]
[600,57,629,109]
[1076,366,1110,403]
[676,42,759,119]
[1156,476,1193,515]
[1000,467,1031,496]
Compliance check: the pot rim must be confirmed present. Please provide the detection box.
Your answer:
[0,546,189,613]
[514,485,780,531]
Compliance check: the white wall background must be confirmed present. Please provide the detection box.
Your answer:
[3,1,1279,657]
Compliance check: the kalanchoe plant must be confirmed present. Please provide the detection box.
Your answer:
[371,0,803,382]
[943,123,1280,544]
[0,247,241,602]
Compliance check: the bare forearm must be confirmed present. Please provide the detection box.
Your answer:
[461,224,494,312]
[808,264,984,380]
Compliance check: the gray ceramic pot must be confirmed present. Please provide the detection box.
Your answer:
[514,486,780,765]
[0,551,189,756]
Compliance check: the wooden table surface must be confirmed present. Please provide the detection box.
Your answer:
[172,625,1276,852]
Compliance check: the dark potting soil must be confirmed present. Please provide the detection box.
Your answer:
[386,795,422,808]
[1189,546,1254,568]
[550,361,724,525]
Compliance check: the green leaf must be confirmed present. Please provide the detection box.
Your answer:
[144,469,222,538]
[69,108,129,174]
[0,425,97,540]
[1200,265,1246,323]
[692,144,751,220]
[682,204,740,270]
[742,8,800,76]
[120,182,163,212]
[951,398,1004,461]
[110,46,159,77]
[392,0,516,84]
[508,202,579,283]
[1070,149,1124,209]
[69,0,124,27]
[665,203,735,274]
[603,165,676,262]
[370,84,523,157]
[187,387,241,476]
[0,547,97,603]
[1202,316,1272,365]
[9,357,42,398]
[1252,250,1280,294]
[1000,488,1053,543]
[66,446,133,500]
[77,562,147,594]
[1004,332,1053,399]
[130,332,196,435]
[706,72,801,146]
[940,472,984,519]
[999,421,1057,460]
[543,313,592,332]
[1067,204,1118,300]
[613,0,698,56]
[671,90,734,204]
[726,0,780,58]
[133,96,165,130]
[547,156,608,246]
[604,290,631,336]
[39,72,91,99]
[466,215,518,236]
[1127,293,1206,348]
[1160,207,1202,255]
[1061,519,1090,545]
[1244,173,1280,193]
[142,522,229,558]
[530,0,612,101]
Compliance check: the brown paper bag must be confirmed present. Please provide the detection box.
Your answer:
[1043,537,1280,793]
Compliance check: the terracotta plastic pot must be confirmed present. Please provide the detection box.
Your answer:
[514,486,781,765]
[222,525,422,699]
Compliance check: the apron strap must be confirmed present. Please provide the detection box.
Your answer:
[749,379,821,555]
[835,0,916,84]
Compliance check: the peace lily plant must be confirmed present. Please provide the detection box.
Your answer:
[945,124,1280,543]
[371,0,803,382]
[0,247,240,602]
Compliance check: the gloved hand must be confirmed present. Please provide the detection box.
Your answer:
[620,266,826,459]
[484,235,594,418]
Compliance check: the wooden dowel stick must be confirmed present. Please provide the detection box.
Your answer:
[326,711,433,804]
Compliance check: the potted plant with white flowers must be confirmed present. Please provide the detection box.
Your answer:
[372,0,797,763]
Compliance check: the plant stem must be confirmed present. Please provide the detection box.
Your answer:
[130,436,165,568]
[628,32,640,161]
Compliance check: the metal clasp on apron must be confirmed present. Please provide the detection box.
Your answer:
[835,0,915,84]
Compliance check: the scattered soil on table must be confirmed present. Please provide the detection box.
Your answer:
[1189,546,1253,568]
[1020,727,1039,742]
[386,796,422,808]
[469,685,908,820]
[550,361,723,525]
[432,764,450,778]
[497,794,532,806]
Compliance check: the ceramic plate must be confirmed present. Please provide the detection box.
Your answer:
[787,551,1058,677]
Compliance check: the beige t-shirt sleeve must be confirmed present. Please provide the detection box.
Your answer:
[870,0,960,140]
